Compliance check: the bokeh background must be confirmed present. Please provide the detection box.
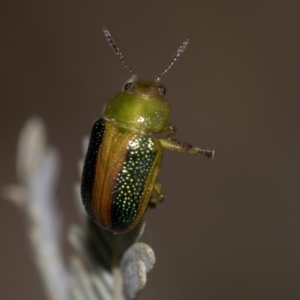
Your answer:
[1,1,300,299]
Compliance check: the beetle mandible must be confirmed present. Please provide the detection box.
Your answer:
[81,28,214,233]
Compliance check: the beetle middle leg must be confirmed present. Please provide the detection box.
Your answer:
[159,136,214,159]
[149,182,165,209]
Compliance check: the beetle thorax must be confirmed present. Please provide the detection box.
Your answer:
[104,81,170,133]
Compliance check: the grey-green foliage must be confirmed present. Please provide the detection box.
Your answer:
[5,118,156,300]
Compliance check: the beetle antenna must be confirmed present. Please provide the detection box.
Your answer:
[102,27,137,80]
[155,35,190,83]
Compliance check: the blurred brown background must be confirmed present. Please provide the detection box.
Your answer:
[1,1,300,299]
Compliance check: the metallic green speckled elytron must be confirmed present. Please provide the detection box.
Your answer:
[81,28,214,233]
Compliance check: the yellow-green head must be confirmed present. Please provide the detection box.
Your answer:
[104,80,170,133]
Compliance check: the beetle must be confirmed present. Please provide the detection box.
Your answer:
[81,28,214,233]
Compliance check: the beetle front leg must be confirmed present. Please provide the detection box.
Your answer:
[159,137,214,159]
[149,182,165,209]
[161,124,177,139]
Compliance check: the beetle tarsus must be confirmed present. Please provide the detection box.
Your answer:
[199,149,214,160]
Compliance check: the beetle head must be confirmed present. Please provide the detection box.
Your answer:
[102,28,190,133]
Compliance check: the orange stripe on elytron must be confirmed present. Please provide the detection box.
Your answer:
[92,121,137,230]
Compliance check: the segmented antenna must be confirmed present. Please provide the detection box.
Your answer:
[155,35,190,82]
[102,27,137,80]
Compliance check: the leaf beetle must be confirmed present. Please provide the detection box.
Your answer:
[81,28,214,233]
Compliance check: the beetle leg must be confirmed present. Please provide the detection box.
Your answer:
[149,182,165,209]
[167,124,177,139]
[159,138,214,159]
[161,124,177,139]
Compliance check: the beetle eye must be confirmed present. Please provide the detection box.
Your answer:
[123,82,133,91]
[158,85,167,95]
